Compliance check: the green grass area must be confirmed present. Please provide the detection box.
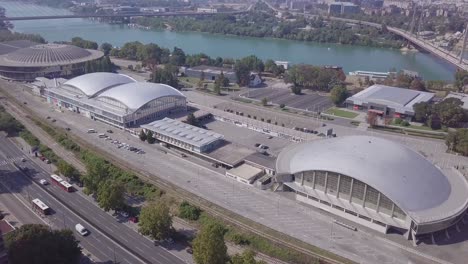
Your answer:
[325,108,358,119]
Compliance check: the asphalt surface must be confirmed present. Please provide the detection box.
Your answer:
[5,80,468,263]
[0,135,185,264]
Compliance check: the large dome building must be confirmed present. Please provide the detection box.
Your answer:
[0,41,103,81]
[276,136,468,240]
[45,72,187,128]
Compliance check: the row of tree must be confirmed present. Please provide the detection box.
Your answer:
[285,64,346,92]
[135,4,403,49]
[84,56,113,74]
[413,98,467,129]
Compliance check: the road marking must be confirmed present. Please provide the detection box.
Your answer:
[119,235,129,243]
[141,243,151,249]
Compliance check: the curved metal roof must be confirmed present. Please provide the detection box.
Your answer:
[0,43,103,67]
[276,136,455,216]
[97,82,185,111]
[63,72,136,97]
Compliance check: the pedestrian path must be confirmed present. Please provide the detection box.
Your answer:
[0,155,26,166]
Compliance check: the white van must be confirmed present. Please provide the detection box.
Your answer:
[87,129,96,133]
[75,224,89,236]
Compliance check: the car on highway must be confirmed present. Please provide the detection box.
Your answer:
[39,179,48,185]
[21,157,26,162]
[75,224,89,236]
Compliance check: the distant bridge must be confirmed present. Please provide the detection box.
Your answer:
[0,10,247,21]
[262,0,468,72]
[327,17,468,71]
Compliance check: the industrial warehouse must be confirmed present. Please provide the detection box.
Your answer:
[345,84,435,120]
[0,40,103,81]
[275,136,468,242]
[45,72,187,128]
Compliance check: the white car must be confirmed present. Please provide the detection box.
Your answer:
[39,179,48,185]
[75,224,89,236]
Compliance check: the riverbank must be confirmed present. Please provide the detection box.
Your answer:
[2,1,456,80]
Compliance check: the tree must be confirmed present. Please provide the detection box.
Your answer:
[330,85,348,105]
[454,70,468,92]
[146,130,156,144]
[261,98,268,106]
[0,108,23,136]
[200,71,205,81]
[413,102,431,123]
[192,222,228,264]
[366,112,379,127]
[138,201,173,241]
[57,160,80,181]
[427,114,441,130]
[150,64,179,88]
[279,103,285,109]
[409,79,426,91]
[97,179,125,211]
[446,128,468,156]
[434,98,465,127]
[186,113,198,126]
[230,250,266,264]
[179,201,201,221]
[170,46,186,66]
[234,61,251,86]
[139,130,147,141]
[213,81,221,95]
[5,224,81,264]
[100,42,113,56]
[82,158,109,194]
[291,85,301,95]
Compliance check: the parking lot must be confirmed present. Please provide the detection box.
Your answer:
[241,88,333,112]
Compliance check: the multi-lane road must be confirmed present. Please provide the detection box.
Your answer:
[0,134,186,264]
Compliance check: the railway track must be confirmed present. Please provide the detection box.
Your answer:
[0,88,350,264]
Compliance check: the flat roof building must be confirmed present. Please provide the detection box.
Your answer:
[0,41,103,81]
[346,84,435,119]
[45,72,186,128]
[226,163,264,185]
[276,136,468,241]
[184,65,237,83]
[142,117,224,153]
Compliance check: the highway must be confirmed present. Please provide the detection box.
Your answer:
[0,135,185,264]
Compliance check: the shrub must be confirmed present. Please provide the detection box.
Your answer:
[393,118,402,125]
[179,201,201,221]
[401,120,410,127]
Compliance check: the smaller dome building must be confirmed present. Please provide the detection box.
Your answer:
[0,42,103,81]
[276,136,468,240]
[45,72,186,128]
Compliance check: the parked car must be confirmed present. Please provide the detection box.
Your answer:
[21,158,26,162]
[129,216,139,223]
[39,179,48,185]
[106,129,113,134]
[186,247,193,254]
[65,127,71,131]
[120,211,129,218]
[254,143,261,147]
[45,159,51,164]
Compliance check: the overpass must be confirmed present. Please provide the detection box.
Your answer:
[262,0,468,71]
[0,10,247,21]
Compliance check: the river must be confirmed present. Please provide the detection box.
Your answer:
[1,1,456,80]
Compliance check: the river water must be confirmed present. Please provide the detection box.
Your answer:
[1,1,456,80]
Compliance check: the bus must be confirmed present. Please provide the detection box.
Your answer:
[59,181,74,192]
[50,174,63,185]
[32,198,50,215]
